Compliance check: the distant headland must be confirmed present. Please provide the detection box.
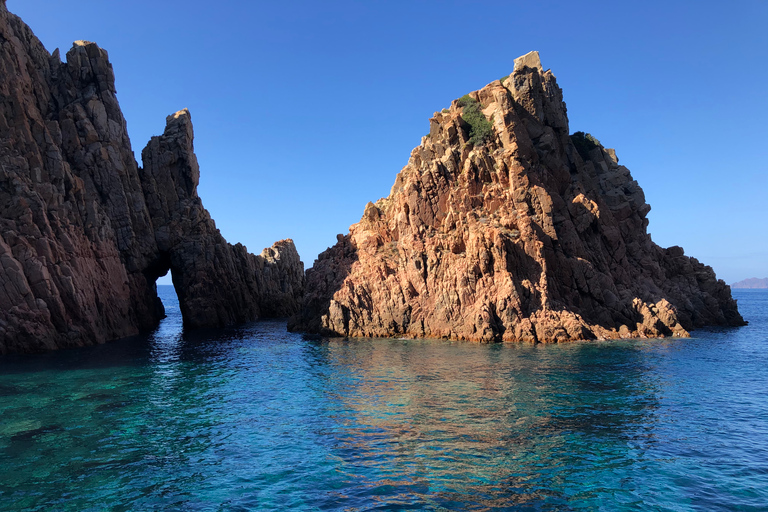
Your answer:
[732,278,768,289]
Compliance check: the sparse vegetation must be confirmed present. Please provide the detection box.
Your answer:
[441,108,449,113]
[458,95,493,146]
[570,131,601,160]
[499,74,509,85]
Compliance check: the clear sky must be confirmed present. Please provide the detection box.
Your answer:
[8,0,768,285]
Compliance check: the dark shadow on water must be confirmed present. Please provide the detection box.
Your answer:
[0,285,304,375]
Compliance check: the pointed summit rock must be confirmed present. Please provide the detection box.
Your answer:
[290,53,744,342]
[513,50,543,72]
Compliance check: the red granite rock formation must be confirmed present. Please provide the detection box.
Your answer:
[290,51,744,342]
[140,110,304,328]
[0,3,303,354]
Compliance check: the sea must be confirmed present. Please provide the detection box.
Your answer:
[0,286,766,511]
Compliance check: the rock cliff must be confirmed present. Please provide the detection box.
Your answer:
[290,51,744,342]
[0,2,303,354]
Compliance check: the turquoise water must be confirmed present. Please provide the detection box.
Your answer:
[1,287,766,511]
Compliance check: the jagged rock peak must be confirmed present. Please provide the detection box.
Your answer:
[290,51,744,343]
[0,4,304,354]
[169,108,191,122]
[513,50,542,72]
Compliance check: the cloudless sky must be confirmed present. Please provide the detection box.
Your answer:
[8,0,768,285]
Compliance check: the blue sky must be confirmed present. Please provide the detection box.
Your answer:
[9,0,768,285]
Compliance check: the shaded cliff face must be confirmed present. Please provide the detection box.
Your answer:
[0,3,303,354]
[140,109,304,328]
[290,51,744,342]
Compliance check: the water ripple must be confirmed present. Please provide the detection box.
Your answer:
[0,288,766,510]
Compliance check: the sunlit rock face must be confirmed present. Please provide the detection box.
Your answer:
[0,2,303,354]
[291,51,744,342]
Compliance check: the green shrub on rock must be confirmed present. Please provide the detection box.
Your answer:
[457,94,474,108]
[458,95,493,146]
[570,131,601,160]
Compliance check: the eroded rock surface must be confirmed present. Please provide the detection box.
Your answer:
[290,51,744,342]
[0,2,303,354]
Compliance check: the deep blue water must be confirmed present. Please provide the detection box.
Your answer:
[0,287,766,511]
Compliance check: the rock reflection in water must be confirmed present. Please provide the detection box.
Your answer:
[304,338,662,508]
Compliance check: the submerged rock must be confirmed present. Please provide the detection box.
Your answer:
[290,51,745,342]
[0,3,303,354]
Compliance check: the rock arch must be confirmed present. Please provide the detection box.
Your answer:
[0,4,303,353]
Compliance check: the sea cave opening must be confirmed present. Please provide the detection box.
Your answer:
[143,255,184,370]
[155,272,181,324]
[144,252,184,338]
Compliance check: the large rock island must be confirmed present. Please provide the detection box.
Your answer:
[290,52,744,342]
[0,2,303,354]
